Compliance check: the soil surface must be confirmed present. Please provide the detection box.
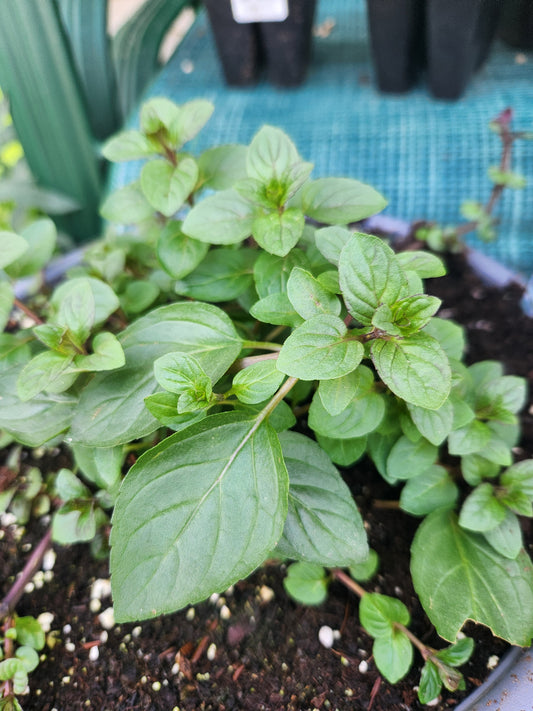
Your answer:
[1,248,532,711]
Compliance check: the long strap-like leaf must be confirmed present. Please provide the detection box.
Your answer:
[0,0,103,241]
[57,0,121,139]
[112,0,196,120]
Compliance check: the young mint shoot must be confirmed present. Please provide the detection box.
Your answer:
[1,98,532,706]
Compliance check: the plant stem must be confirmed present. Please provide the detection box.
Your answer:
[0,528,52,620]
[456,108,517,239]
[258,376,299,422]
[13,298,43,325]
[331,568,431,661]
[242,340,282,352]
[233,352,279,371]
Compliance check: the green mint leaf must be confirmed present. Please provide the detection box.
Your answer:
[487,166,527,189]
[71,332,125,373]
[407,399,454,446]
[373,630,413,684]
[448,420,493,456]
[246,125,302,184]
[144,392,206,432]
[52,277,95,347]
[252,208,305,257]
[154,352,212,400]
[176,248,255,302]
[459,482,508,532]
[316,270,340,294]
[483,509,523,559]
[316,434,367,467]
[0,333,31,370]
[100,181,154,223]
[171,99,214,148]
[411,509,533,645]
[372,332,451,409]
[140,157,198,217]
[101,130,157,162]
[387,435,438,481]
[384,295,441,336]
[232,360,285,404]
[32,323,67,352]
[0,365,76,446]
[283,562,328,606]
[349,548,379,582]
[249,293,303,327]
[119,280,159,316]
[156,220,209,279]
[339,233,408,325]
[4,218,56,279]
[253,249,310,298]
[71,443,123,491]
[309,377,385,439]
[359,592,410,637]
[461,454,501,486]
[436,637,474,667]
[70,302,242,447]
[395,250,446,279]
[50,277,119,329]
[277,314,364,381]
[197,144,248,190]
[55,468,91,501]
[460,200,485,220]
[182,188,254,245]
[400,465,458,516]
[15,646,39,673]
[314,225,353,266]
[318,364,375,417]
[14,616,45,650]
[501,460,533,499]
[110,413,288,620]
[424,317,466,361]
[286,267,341,320]
[418,661,442,705]
[302,178,387,224]
[275,432,368,566]
[16,351,74,401]
[0,231,28,268]
[140,97,181,136]
[52,501,97,544]
[0,282,14,332]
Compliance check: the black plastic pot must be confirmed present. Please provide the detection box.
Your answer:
[366,0,502,99]
[499,0,533,49]
[365,0,424,93]
[203,0,260,86]
[203,0,317,87]
[426,0,503,100]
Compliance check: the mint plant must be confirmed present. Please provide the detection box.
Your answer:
[0,615,44,711]
[1,98,532,705]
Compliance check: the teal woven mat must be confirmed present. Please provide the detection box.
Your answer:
[110,0,533,276]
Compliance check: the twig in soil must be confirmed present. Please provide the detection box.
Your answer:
[0,527,52,620]
[367,675,382,711]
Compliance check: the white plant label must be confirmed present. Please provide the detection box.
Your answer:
[230,0,289,23]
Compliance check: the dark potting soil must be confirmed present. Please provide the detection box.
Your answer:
[1,250,532,711]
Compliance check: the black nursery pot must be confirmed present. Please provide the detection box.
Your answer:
[203,0,260,85]
[426,0,502,100]
[365,0,425,94]
[203,0,317,87]
[258,0,317,86]
[498,0,533,50]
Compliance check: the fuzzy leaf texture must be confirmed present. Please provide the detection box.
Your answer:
[110,413,288,621]
[411,509,533,645]
[274,432,368,566]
